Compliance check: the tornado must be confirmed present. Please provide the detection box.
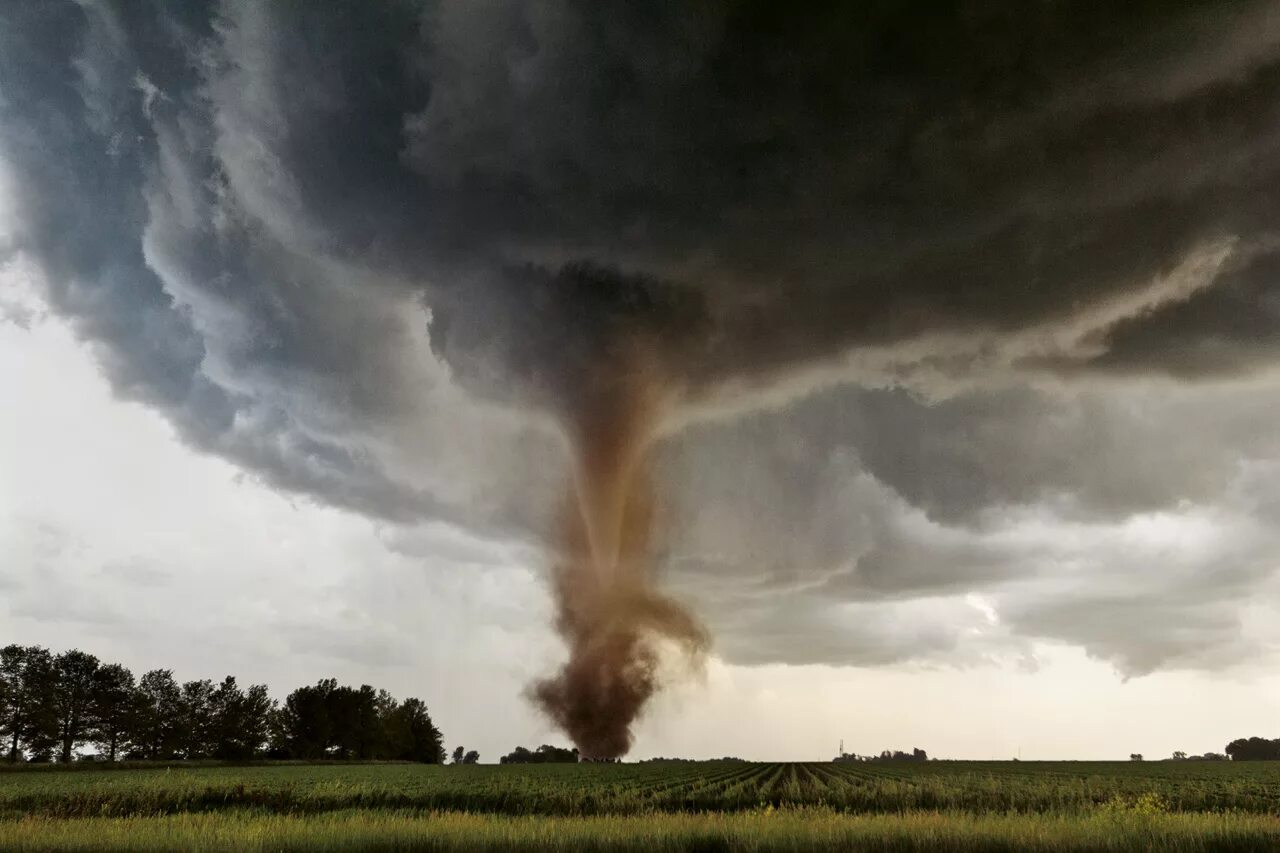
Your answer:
[531,351,708,760]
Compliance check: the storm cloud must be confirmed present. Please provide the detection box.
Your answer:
[4,0,1280,680]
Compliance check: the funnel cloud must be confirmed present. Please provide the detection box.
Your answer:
[6,1,1280,754]
[533,342,707,757]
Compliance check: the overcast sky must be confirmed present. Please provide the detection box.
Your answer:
[5,0,1280,761]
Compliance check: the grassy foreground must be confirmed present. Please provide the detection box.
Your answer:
[4,807,1280,852]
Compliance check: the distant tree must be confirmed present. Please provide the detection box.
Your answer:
[501,745,532,764]
[351,686,385,760]
[179,679,216,759]
[276,679,338,759]
[383,697,444,763]
[239,684,275,758]
[1129,753,1143,761]
[0,646,22,761]
[0,645,57,762]
[463,750,479,765]
[643,756,746,764]
[205,677,273,760]
[868,748,928,763]
[452,745,465,764]
[208,677,242,759]
[500,744,578,764]
[131,670,183,759]
[328,685,383,760]
[1,644,447,766]
[1170,751,1188,761]
[1225,737,1280,761]
[88,664,136,761]
[274,681,440,762]
[50,650,100,762]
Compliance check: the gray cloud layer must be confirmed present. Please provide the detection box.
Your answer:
[4,0,1280,675]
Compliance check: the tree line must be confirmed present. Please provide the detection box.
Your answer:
[1223,737,1280,761]
[499,744,579,764]
[834,748,928,763]
[0,645,445,763]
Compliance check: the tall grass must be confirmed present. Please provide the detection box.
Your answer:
[3,807,1279,852]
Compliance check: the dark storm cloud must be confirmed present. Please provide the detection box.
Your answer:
[664,382,1280,530]
[5,0,1280,674]
[658,383,1280,674]
[1081,249,1280,377]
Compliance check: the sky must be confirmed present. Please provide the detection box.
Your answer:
[5,0,1280,761]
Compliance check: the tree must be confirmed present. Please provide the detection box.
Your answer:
[276,679,338,759]
[131,670,183,759]
[0,645,448,765]
[0,646,16,761]
[500,744,578,764]
[179,680,216,759]
[51,650,100,762]
[327,684,383,760]
[88,664,136,761]
[1130,753,1144,761]
[207,677,273,760]
[383,697,444,763]
[1225,737,1280,761]
[869,748,928,762]
[463,749,479,764]
[0,646,57,762]
[452,745,465,764]
[238,684,275,759]
[1171,751,1188,761]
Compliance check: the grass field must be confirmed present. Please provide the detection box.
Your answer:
[4,760,1280,850]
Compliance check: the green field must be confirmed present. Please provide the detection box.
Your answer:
[4,760,1280,850]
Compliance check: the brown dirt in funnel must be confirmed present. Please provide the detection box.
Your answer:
[531,366,708,760]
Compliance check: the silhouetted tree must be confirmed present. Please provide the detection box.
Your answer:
[500,744,579,764]
[239,684,275,758]
[463,749,479,764]
[1130,753,1143,761]
[2,645,444,765]
[51,650,100,762]
[383,697,444,763]
[1,646,57,762]
[452,745,465,764]
[179,679,216,759]
[868,748,928,762]
[1226,737,1280,761]
[88,664,136,761]
[275,679,338,759]
[0,646,21,761]
[205,677,274,760]
[131,669,183,759]
[329,685,383,760]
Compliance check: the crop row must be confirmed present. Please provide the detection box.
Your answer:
[4,762,1280,819]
